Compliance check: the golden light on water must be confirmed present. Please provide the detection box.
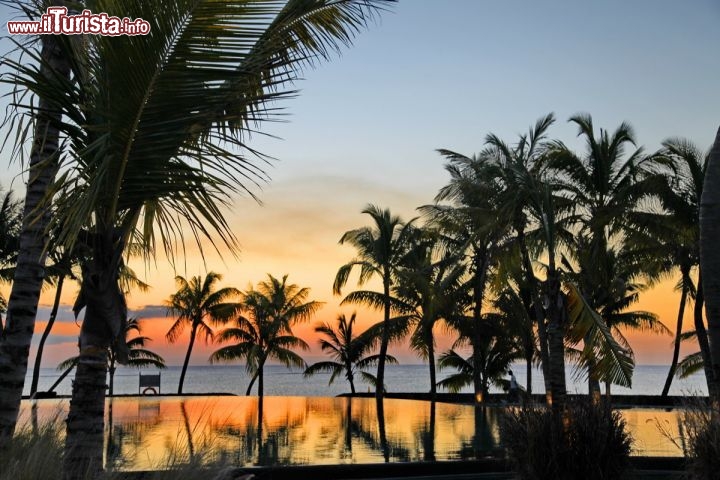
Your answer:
[21,397,682,471]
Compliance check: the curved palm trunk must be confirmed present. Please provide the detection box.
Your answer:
[700,126,720,410]
[246,371,259,396]
[30,275,66,396]
[661,269,690,397]
[178,323,198,394]
[180,401,195,459]
[0,34,70,445]
[375,276,391,400]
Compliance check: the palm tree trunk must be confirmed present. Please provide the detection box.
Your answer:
[346,360,356,395]
[178,323,198,394]
[246,371,258,396]
[661,272,690,397]
[258,361,264,398]
[30,275,65,396]
[63,240,127,480]
[376,276,391,400]
[545,269,567,414]
[519,233,551,397]
[525,353,532,398]
[0,33,70,446]
[109,362,116,397]
[695,272,718,398]
[471,249,489,403]
[63,348,108,480]
[428,334,436,401]
[700,125,720,410]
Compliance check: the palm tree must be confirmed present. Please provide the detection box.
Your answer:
[211,274,320,397]
[0,8,73,444]
[421,152,508,403]
[547,114,666,397]
[393,228,465,399]
[304,312,396,394]
[700,125,720,410]
[166,273,241,394]
[0,188,22,334]
[57,317,166,396]
[436,314,522,401]
[2,1,392,475]
[334,205,416,399]
[629,138,707,397]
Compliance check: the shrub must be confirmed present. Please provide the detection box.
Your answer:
[499,399,633,480]
[674,404,720,480]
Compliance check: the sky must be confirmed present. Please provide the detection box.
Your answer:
[1,0,720,369]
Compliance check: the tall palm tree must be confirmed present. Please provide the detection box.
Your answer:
[57,317,166,396]
[166,272,241,394]
[304,312,395,394]
[2,1,392,475]
[211,274,320,397]
[0,19,72,443]
[334,205,416,399]
[421,152,509,403]
[628,139,707,397]
[547,114,658,396]
[700,126,720,410]
[393,228,466,400]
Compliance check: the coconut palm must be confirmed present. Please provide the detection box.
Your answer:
[0,11,73,444]
[436,314,523,401]
[166,273,241,394]
[334,205,416,400]
[421,151,509,403]
[0,188,22,334]
[2,1,391,475]
[57,317,166,396]
[304,312,395,394]
[211,274,320,397]
[700,126,720,409]
[627,138,708,397]
[546,115,652,394]
[392,228,466,399]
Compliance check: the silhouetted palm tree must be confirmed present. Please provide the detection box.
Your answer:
[334,205,416,399]
[393,229,465,399]
[167,272,240,394]
[304,312,395,394]
[211,274,320,397]
[58,317,166,396]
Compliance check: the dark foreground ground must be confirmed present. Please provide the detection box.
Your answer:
[117,458,685,480]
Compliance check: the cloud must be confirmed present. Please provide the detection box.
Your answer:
[130,305,169,319]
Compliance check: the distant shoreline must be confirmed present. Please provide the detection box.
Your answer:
[25,390,708,408]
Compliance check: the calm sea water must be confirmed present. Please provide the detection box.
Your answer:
[25,363,708,397]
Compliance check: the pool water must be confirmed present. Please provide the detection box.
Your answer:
[20,396,684,471]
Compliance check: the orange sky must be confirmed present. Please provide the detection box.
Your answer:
[17,174,694,370]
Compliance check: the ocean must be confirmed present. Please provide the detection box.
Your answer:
[25,363,708,397]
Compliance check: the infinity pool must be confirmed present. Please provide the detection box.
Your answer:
[20,396,684,471]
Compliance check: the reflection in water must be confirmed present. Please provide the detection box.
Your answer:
[20,397,685,471]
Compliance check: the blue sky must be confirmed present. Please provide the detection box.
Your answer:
[1,0,719,365]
